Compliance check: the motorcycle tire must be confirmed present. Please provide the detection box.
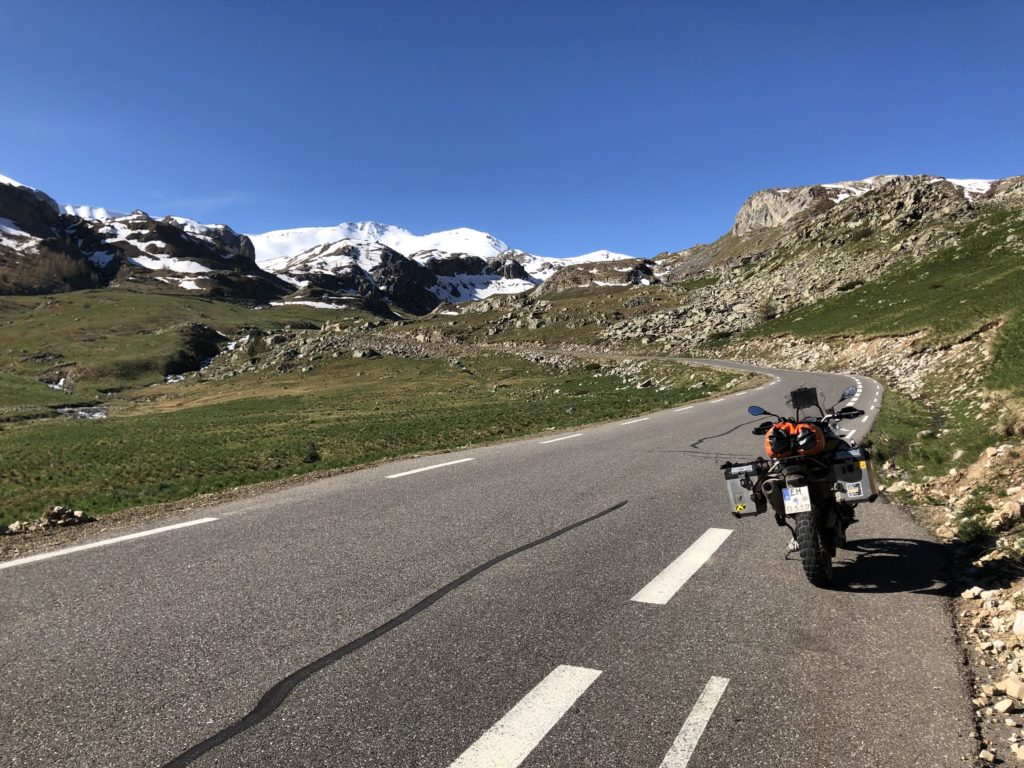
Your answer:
[795,510,833,586]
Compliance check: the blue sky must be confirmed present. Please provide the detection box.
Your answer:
[2,1,1021,257]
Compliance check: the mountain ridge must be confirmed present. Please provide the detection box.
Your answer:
[0,173,646,312]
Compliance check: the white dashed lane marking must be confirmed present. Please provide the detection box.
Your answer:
[621,417,650,425]
[386,458,475,479]
[0,518,219,571]
[632,528,733,605]
[448,665,602,768]
[539,433,583,444]
[658,677,730,768]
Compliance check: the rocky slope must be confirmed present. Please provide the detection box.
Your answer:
[606,175,1023,349]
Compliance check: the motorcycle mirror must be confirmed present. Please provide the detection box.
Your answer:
[747,405,766,416]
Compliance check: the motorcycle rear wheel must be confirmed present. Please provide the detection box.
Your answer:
[795,510,833,586]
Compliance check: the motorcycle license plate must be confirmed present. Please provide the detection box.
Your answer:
[782,486,812,515]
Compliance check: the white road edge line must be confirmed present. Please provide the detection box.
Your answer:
[709,398,725,403]
[448,665,602,768]
[674,405,695,412]
[658,676,730,768]
[632,528,733,605]
[386,458,475,479]
[860,415,869,423]
[621,417,650,425]
[0,517,219,571]
[539,433,584,444]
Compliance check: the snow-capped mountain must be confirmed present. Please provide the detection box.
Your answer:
[0,172,645,310]
[249,222,509,264]
[250,221,643,306]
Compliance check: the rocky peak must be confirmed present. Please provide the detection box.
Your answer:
[0,175,62,238]
[732,185,836,236]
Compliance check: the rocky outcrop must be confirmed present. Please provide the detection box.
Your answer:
[732,185,836,236]
[0,180,62,238]
[989,176,1024,205]
[606,176,980,349]
[418,253,488,277]
[489,256,530,280]
[371,250,440,314]
[535,258,655,295]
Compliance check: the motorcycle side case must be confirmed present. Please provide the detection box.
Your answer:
[723,462,767,516]
[831,447,879,502]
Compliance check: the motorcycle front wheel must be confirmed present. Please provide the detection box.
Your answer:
[795,510,833,586]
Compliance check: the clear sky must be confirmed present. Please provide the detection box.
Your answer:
[2,1,1021,258]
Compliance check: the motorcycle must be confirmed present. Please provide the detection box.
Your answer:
[721,384,879,586]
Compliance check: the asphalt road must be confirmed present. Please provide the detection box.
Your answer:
[0,362,976,767]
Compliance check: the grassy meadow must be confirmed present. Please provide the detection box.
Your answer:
[0,315,743,525]
[0,287,375,400]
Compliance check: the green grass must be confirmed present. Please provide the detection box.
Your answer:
[0,288,377,398]
[752,206,1024,346]
[0,373,80,408]
[986,311,1024,397]
[0,353,742,524]
[869,388,997,482]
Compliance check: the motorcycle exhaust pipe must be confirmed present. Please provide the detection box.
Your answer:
[762,479,775,495]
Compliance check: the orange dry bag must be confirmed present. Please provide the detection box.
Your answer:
[793,422,826,456]
[765,422,798,458]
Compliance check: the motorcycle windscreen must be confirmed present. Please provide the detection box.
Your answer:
[782,485,812,515]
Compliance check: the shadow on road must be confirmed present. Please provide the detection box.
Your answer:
[831,537,956,596]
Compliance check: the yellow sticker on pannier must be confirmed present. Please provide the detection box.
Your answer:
[858,461,867,468]
[735,504,747,512]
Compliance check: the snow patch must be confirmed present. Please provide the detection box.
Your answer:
[0,217,39,250]
[431,274,538,302]
[940,178,994,198]
[0,217,32,238]
[154,276,205,291]
[132,254,212,273]
[63,204,126,221]
[270,300,352,309]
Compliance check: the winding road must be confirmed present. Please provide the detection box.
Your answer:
[0,363,976,767]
